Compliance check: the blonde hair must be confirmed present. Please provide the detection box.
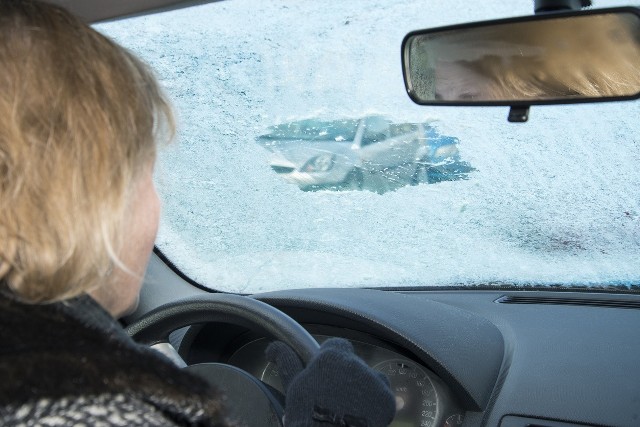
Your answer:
[0,1,174,303]
[460,13,640,100]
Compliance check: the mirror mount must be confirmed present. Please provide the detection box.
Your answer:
[506,0,593,123]
[507,106,530,123]
[534,0,591,14]
[508,0,590,123]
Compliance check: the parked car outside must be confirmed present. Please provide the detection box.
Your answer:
[256,115,471,192]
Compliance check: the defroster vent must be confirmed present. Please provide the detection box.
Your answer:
[495,294,640,309]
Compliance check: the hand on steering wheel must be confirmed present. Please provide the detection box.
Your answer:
[266,338,396,427]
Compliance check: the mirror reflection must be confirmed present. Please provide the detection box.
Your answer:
[405,11,640,103]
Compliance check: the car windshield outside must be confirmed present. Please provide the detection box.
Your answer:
[261,119,359,142]
[97,0,639,294]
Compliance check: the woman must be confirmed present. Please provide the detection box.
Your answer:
[0,1,396,426]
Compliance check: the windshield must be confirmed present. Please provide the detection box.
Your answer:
[97,0,639,293]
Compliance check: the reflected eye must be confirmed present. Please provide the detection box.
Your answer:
[457,92,478,100]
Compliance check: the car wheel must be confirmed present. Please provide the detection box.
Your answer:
[342,168,364,190]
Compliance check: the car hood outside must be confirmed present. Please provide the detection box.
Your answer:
[256,137,356,169]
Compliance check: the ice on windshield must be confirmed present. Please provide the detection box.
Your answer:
[97,0,640,293]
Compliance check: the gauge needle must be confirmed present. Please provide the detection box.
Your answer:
[395,395,405,411]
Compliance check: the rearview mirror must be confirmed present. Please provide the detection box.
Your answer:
[402,8,640,106]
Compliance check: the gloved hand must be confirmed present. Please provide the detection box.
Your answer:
[265,338,396,427]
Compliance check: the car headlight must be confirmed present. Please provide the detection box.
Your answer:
[301,153,335,173]
[433,144,459,159]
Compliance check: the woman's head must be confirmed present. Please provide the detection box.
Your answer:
[0,0,173,310]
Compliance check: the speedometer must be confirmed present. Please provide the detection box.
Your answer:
[373,359,439,427]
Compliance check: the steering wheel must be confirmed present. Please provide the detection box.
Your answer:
[125,293,321,427]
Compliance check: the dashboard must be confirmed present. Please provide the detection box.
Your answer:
[162,286,640,427]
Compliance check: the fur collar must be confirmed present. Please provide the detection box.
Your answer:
[0,290,229,425]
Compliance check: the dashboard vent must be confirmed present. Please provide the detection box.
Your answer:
[495,295,640,309]
[501,415,594,427]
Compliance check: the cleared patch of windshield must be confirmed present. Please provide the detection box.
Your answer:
[97,0,640,293]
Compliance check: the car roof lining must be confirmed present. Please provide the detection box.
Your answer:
[43,0,221,23]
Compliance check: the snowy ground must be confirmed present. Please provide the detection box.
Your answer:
[97,0,640,293]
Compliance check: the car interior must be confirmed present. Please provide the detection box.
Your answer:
[42,0,640,426]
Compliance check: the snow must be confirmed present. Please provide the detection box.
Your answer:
[96,0,640,293]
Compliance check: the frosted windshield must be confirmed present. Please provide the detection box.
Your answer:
[97,0,640,293]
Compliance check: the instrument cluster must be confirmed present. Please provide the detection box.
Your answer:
[226,333,465,427]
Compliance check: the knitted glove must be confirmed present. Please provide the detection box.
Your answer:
[265,338,396,427]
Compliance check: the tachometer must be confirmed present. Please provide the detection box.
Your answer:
[373,359,439,427]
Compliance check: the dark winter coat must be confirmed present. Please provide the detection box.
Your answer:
[0,289,233,426]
